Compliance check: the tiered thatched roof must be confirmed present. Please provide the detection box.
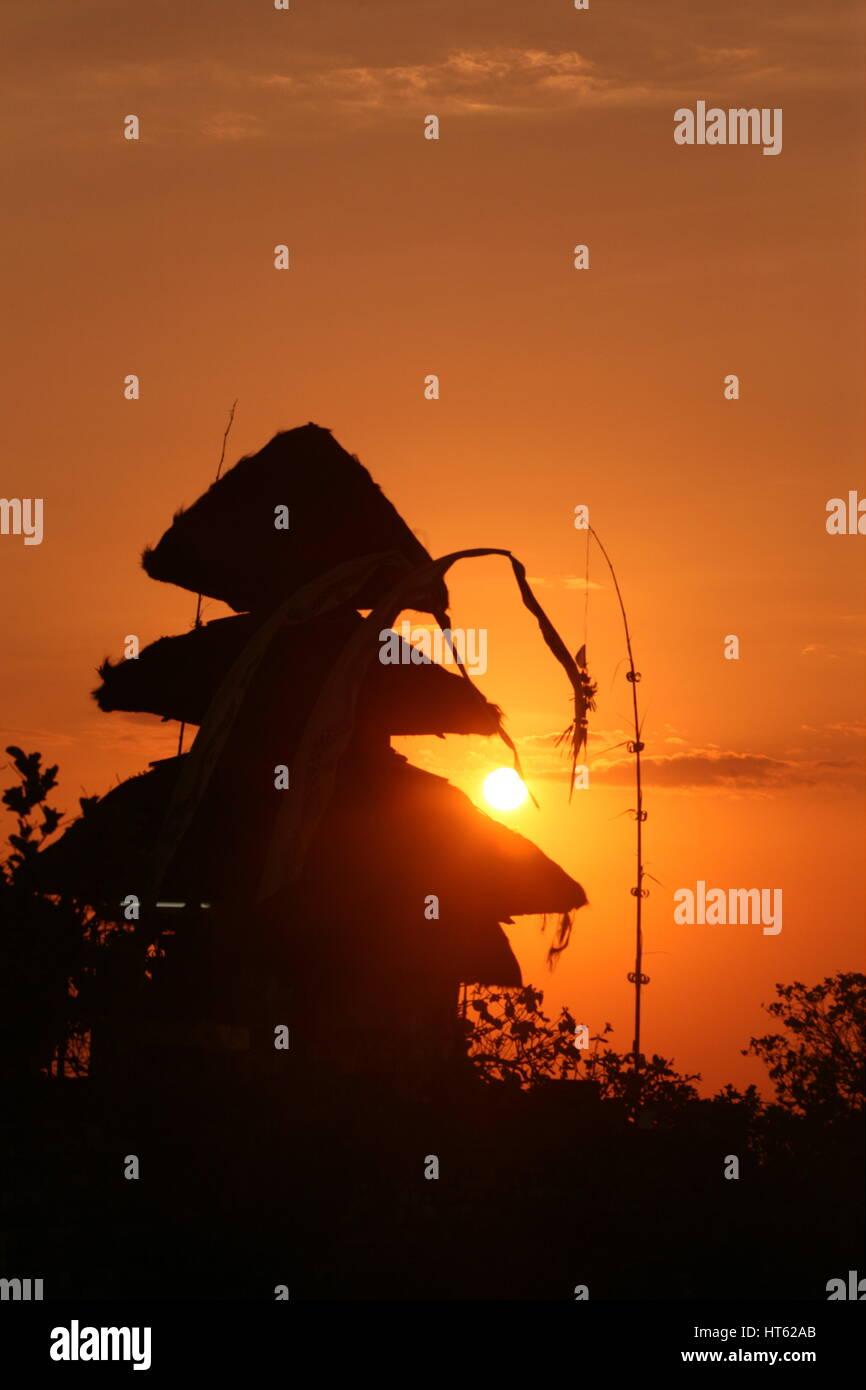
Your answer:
[37,422,588,1046]
[93,612,501,737]
[35,750,585,947]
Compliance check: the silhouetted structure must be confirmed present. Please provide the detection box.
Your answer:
[38,423,586,1079]
[13,428,863,1304]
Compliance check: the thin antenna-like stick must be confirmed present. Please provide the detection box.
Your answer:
[582,527,591,647]
[177,400,238,759]
[588,526,648,1117]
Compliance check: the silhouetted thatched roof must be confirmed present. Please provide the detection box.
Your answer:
[35,752,587,959]
[36,758,184,902]
[93,611,501,737]
[142,424,447,613]
[338,753,586,925]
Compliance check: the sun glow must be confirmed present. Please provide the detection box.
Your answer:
[483,767,529,811]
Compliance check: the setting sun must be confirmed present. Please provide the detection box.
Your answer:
[483,767,529,811]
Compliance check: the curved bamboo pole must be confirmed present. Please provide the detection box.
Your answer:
[588,527,647,1116]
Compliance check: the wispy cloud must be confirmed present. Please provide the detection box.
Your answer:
[799,721,866,739]
[4,0,862,153]
[198,112,266,142]
[515,735,864,793]
[800,640,866,660]
[527,573,603,592]
[591,748,859,791]
[5,9,857,153]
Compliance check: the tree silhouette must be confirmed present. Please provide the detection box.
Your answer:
[464,983,701,1118]
[0,747,119,1079]
[2,745,63,876]
[744,973,865,1120]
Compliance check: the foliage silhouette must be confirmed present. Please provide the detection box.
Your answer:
[743,973,865,1120]
[0,747,133,1080]
[465,975,866,1131]
[464,984,701,1119]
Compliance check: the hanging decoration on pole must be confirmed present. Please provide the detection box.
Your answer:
[561,524,650,1118]
[555,533,598,794]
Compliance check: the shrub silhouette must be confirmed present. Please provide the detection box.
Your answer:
[466,975,866,1129]
[464,983,701,1118]
[744,973,865,1120]
[0,747,134,1080]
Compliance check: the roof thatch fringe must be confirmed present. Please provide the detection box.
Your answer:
[541,911,576,969]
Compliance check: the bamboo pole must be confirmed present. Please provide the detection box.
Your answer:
[588,527,648,1116]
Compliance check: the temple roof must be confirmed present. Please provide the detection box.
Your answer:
[142,424,448,614]
[35,751,586,950]
[93,611,501,737]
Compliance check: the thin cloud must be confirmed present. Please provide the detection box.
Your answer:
[7,14,858,153]
[591,748,861,791]
[198,112,266,142]
[516,737,863,793]
[233,49,625,117]
[527,573,604,592]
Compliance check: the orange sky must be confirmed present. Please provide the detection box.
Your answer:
[2,0,864,1092]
